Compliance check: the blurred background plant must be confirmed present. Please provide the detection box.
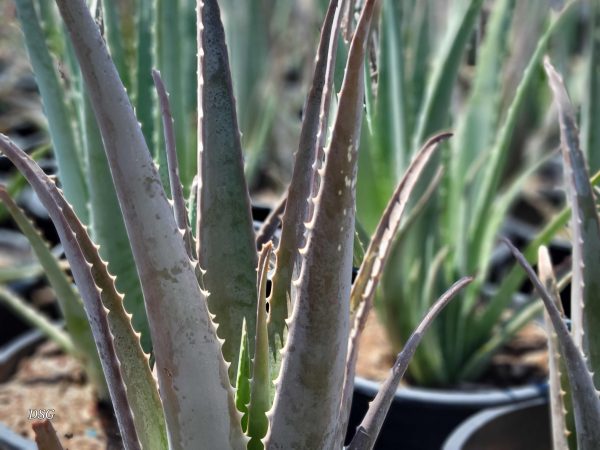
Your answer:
[344,0,600,387]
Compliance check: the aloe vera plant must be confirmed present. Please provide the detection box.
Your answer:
[350,0,583,386]
[504,58,600,450]
[1,0,472,448]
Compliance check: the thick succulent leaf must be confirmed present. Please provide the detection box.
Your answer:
[266,2,378,448]
[462,151,558,354]
[469,4,574,251]
[81,90,150,353]
[156,0,193,188]
[103,0,133,93]
[351,132,450,313]
[0,285,74,355]
[446,0,515,266]
[539,247,570,450]
[247,243,272,450]
[0,135,168,449]
[0,146,49,222]
[0,188,106,398]
[235,320,251,432]
[371,0,408,186]
[32,420,64,450]
[411,0,484,150]
[14,0,88,222]
[504,239,600,450]
[197,0,258,381]
[255,195,286,249]
[347,277,473,450]
[135,0,157,156]
[51,1,245,447]
[0,134,141,450]
[153,69,195,259]
[269,0,342,344]
[339,138,447,433]
[545,57,600,385]
[459,300,543,380]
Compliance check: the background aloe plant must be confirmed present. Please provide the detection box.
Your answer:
[1,0,473,448]
[505,58,600,450]
[345,0,598,386]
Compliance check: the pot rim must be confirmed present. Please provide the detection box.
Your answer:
[441,397,548,449]
[353,376,548,408]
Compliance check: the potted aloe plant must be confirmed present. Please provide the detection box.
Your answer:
[445,57,600,450]
[343,0,598,448]
[0,0,475,448]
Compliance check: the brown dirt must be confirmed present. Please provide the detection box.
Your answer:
[356,309,549,388]
[0,341,121,449]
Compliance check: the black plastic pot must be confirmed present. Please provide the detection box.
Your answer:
[0,327,42,450]
[346,377,548,450]
[442,398,550,450]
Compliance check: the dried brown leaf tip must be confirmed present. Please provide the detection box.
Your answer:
[32,420,65,450]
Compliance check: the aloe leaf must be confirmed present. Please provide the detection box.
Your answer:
[135,0,157,155]
[582,0,600,173]
[52,0,245,446]
[539,246,571,450]
[103,0,133,92]
[267,2,377,448]
[255,195,286,249]
[351,133,450,313]
[0,134,141,450]
[0,145,49,223]
[235,320,251,432]
[14,0,88,223]
[0,188,106,398]
[153,69,195,259]
[459,299,543,381]
[373,0,408,180]
[0,285,74,355]
[197,0,258,382]
[347,276,473,450]
[247,243,272,450]
[269,0,342,344]
[446,0,515,266]
[0,134,169,449]
[82,85,150,354]
[463,151,557,352]
[156,0,191,188]
[545,57,600,384]
[504,239,600,450]
[32,420,65,450]
[411,0,485,150]
[338,130,449,434]
[469,4,574,252]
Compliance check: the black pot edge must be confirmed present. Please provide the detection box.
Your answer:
[0,329,44,383]
[441,397,548,450]
[0,328,43,450]
[353,376,548,409]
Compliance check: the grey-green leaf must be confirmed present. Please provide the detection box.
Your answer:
[197,0,258,382]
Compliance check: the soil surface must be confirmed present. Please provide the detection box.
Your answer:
[355,309,549,388]
[0,341,120,449]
